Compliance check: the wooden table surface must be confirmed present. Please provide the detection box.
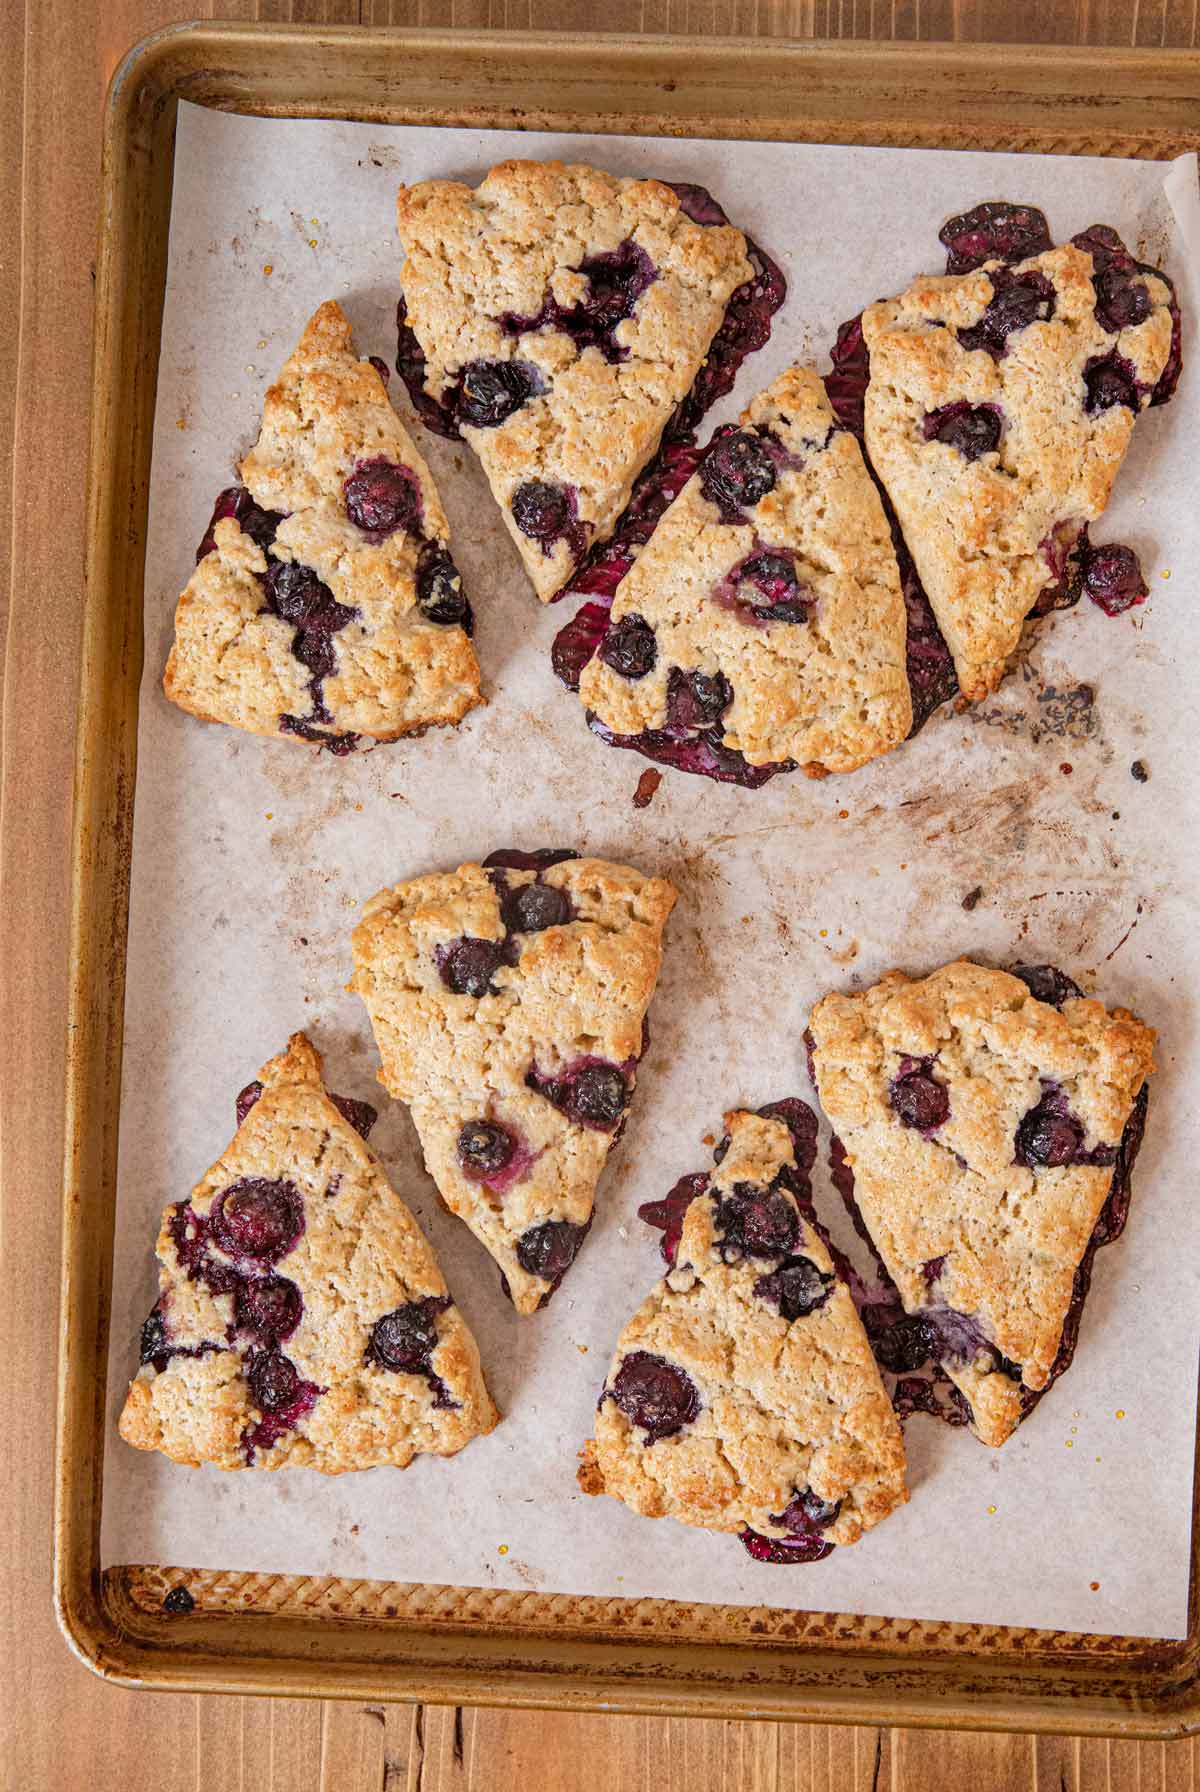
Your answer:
[3,0,1198,1785]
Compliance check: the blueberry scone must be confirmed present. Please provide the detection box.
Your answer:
[558,365,912,784]
[807,960,1155,1448]
[349,851,677,1313]
[394,161,784,602]
[164,300,482,753]
[859,203,1179,701]
[579,1102,908,1559]
[118,1033,498,1471]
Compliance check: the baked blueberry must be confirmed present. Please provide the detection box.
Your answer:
[1081,542,1148,615]
[210,1179,304,1264]
[512,480,573,542]
[699,430,777,518]
[610,1351,700,1441]
[598,614,657,679]
[515,1219,589,1282]
[924,401,1002,460]
[343,458,423,538]
[456,358,541,429]
[457,1120,516,1180]
[889,1061,950,1133]
[1084,352,1140,413]
[234,1276,303,1343]
[246,1348,301,1414]
[716,1184,800,1259]
[435,937,511,998]
[753,1254,833,1320]
[939,200,1053,274]
[501,880,571,934]
[416,544,472,630]
[958,269,1056,358]
[367,1300,445,1372]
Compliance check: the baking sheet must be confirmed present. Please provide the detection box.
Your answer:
[100,102,1200,1639]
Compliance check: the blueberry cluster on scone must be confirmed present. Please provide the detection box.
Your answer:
[349,853,677,1314]
[578,1103,909,1558]
[806,960,1155,1448]
[394,161,784,602]
[558,365,912,784]
[838,202,1179,707]
[118,1033,497,1471]
[164,300,482,752]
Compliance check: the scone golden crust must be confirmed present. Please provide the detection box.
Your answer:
[808,961,1155,1448]
[579,1108,908,1550]
[862,243,1174,700]
[395,161,756,601]
[118,1032,498,1472]
[349,852,676,1314]
[164,300,482,749]
[578,366,912,775]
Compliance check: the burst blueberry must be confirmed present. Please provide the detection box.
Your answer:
[716,1184,799,1259]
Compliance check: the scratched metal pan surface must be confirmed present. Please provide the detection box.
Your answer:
[54,21,1200,1731]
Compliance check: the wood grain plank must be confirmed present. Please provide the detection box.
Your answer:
[893,1728,1035,1791]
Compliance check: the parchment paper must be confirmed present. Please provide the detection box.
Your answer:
[100,102,1200,1639]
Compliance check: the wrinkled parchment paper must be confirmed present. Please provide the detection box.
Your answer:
[100,103,1200,1638]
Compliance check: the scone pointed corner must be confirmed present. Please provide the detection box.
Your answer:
[349,851,676,1314]
[860,206,1178,703]
[581,1103,908,1560]
[117,1031,498,1473]
[564,361,913,786]
[163,297,482,754]
[807,958,1155,1448]
[393,159,784,604]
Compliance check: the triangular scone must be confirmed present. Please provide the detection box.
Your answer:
[118,1033,497,1472]
[807,961,1155,1448]
[575,366,912,778]
[862,234,1175,700]
[395,161,769,602]
[349,852,676,1314]
[579,1106,908,1556]
[164,300,482,751]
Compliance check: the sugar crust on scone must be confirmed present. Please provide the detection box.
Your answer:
[395,161,754,601]
[118,1032,498,1472]
[164,300,482,745]
[578,365,913,775]
[862,245,1174,700]
[808,961,1155,1447]
[579,1109,908,1546]
[349,856,677,1314]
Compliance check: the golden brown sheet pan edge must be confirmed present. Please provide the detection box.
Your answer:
[53,18,1200,1729]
